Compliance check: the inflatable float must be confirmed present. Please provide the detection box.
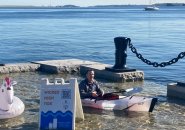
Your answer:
[0,77,25,119]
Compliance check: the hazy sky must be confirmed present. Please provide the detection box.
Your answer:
[0,0,185,7]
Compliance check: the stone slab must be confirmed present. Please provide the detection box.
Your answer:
[32,59,102,74]
[0,63,40,74]
[80,64,144,82]
[0,59,144,82]
[167,83,185,100]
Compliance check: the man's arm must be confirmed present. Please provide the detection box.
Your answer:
[95,81,104,96]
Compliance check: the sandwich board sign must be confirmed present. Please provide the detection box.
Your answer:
[39,78,84,130]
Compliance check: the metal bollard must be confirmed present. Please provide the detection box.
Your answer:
[105,37,136,72]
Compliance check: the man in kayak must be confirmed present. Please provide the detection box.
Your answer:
[79,69,104,99]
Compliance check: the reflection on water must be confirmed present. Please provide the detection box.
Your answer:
[78,106,156,130]
[0,72,185,130]
[0,117,25,129]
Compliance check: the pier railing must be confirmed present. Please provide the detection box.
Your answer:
[128,38,185,67]
[106,37,185,72]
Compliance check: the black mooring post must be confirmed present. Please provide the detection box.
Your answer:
[105,37,136,72]
[113,37,128,69]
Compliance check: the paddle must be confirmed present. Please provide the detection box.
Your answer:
[111,87,143,96]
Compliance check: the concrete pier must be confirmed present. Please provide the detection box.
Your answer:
[0,59,144,82]
[0,63,40,74]
[31,59,102,74]
[167,82,185,100]
[80,64,144,82]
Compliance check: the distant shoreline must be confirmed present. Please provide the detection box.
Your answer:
[0,3,185,9]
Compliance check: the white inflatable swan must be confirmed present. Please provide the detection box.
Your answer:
[0,77,25,119]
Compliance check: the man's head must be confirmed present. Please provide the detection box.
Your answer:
[86,69,95,82]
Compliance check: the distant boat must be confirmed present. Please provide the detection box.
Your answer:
[144,6,159,11]
[144,0,159,11]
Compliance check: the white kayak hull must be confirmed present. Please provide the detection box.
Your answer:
[0,96,25,119]
[82,96,157,112]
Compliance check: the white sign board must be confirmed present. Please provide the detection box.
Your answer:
[39,78,84,130]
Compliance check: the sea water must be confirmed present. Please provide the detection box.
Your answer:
[0,6,185,85]
[0,6,185,129]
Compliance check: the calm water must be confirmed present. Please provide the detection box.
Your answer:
[0,6,185,130]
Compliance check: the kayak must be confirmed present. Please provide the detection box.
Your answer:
[82,95,157,112]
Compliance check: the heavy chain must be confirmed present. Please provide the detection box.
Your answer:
[128,41,185,67]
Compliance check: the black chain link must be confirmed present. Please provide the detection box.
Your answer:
[128,40,185,67]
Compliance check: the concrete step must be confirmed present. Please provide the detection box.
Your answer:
[167,82,185,100]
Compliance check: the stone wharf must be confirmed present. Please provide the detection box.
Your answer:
[0,59,144,82]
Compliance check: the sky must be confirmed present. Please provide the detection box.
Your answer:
[0,0,185,7]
